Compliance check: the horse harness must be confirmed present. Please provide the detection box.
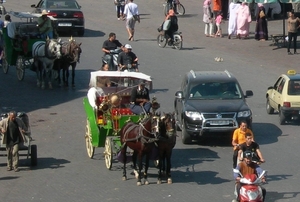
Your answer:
[33,40,58,60]
[62,41,81,63]
[122,120,158,144]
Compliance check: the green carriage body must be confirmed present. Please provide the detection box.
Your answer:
[83,71,153,169]
[1,12,51,80]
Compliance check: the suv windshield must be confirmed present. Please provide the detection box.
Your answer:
[288,80,300,95]
[188,82,242,99]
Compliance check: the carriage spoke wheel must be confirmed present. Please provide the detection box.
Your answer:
[85,120,95,158]
[16,56,25,81]
[2,46,9,74]
[104,137,113,170]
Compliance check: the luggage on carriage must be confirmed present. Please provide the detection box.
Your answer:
[83,71,159,170]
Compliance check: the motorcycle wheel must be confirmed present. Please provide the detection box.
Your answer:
[157,34,167,48]
[176,4,185,15]
[173,34,182,50]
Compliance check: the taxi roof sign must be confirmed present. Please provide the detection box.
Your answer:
[287,70,296,75]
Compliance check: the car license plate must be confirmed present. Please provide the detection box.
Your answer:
[58,23,72,27]
[210,120,229,125]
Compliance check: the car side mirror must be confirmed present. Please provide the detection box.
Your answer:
[175,91,183,99]
[244,90,253,98]
[31,4,36,8]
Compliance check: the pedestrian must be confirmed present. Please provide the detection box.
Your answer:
[212,0,222,34]
[236,2,252,39]
[255,4,268,41]
[114,0,126,20]
[124,0,140,41]
[227,0,240,39]
[0,111,28,172]
[203,0,214,37]
[215,11,224,37]
[286,10,300,55]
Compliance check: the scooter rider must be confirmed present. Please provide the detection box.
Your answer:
[238,132,265,163]
[234,151,266,202]
[165,9,178,44]
[102,32,124,71]
[118,44,139,72]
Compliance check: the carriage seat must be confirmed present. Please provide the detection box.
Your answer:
[18,23,40,39]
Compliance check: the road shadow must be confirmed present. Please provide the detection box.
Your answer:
[267,191,300,201]
[30,157,70,170]
[0,176,20,180]
[172,170,231,184]
[178,14,198,18]
[267,174,292,182]
[82,29,106,37]
[134,38,157,42]
[252,122,282,145]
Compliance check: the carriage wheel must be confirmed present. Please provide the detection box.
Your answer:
[2,46,9,74]
[30,144,38,166]
[85,119,95,158]
[104,137,113,170]
[16,56,25,81]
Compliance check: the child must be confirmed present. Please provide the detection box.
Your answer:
[215,11,223,37]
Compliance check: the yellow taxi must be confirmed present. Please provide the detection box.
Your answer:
[266,70,300,125]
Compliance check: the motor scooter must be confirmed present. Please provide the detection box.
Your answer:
[232,169,267,202]
[102,48,122,71]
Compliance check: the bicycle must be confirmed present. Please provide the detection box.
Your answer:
[163,0,185,16]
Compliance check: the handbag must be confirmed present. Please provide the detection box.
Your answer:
[163,19,171,30]
[128,5,139,21]
[259,10,265,18]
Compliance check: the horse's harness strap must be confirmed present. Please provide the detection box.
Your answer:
[33,41,56,60]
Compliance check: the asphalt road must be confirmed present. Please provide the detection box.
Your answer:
[0,0,300,201]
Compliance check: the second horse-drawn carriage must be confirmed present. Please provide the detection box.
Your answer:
[83,71,176,185]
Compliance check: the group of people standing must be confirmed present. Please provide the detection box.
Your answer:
[203,0,269,40]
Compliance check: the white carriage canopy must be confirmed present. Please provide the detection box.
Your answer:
[89,71,153,90]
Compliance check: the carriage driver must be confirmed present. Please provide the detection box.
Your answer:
[130,82,152,115]
[37,10,53,39]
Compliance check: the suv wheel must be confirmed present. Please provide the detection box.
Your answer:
[181,123,191,144]
[279,107,286,125]
[266,98,274,114]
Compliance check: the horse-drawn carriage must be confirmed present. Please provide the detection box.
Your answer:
[83,71,176,185]
[1,11,48,80]
[83,71,153,168]
[1,11,82,89]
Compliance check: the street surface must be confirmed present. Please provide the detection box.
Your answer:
[0,0,299,201]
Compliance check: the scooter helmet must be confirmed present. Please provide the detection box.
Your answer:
[244,151,252,159]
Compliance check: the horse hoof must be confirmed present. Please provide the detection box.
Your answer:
[157,180,162,184]
[137,182,142,186]
[144,180,149,185]
[49,83,53,89]
[134,170,139,179]
[37,82,41,87]
[167,178,172,184]
[122,176,127,181]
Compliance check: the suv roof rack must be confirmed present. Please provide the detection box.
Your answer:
[190,70,196,78]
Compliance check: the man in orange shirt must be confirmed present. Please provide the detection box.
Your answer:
[232,120,254,168]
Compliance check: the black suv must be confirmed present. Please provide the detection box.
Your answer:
[174,70,253,144]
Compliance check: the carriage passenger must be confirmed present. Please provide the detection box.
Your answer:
[129,82,152,115]
[37,10,53,39]
[87,86,105,110]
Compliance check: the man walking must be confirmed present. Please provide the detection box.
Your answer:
[0,111,28,172]
[124,0,140,41]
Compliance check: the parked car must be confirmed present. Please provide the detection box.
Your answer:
[174,70,253,144]
[266,69,300,125]
[31,0,85,36]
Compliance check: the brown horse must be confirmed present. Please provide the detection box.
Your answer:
[53,37,82,87]
[157,112,176,184]
[119,115,159,186]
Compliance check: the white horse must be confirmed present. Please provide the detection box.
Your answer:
[32,39,62,89]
